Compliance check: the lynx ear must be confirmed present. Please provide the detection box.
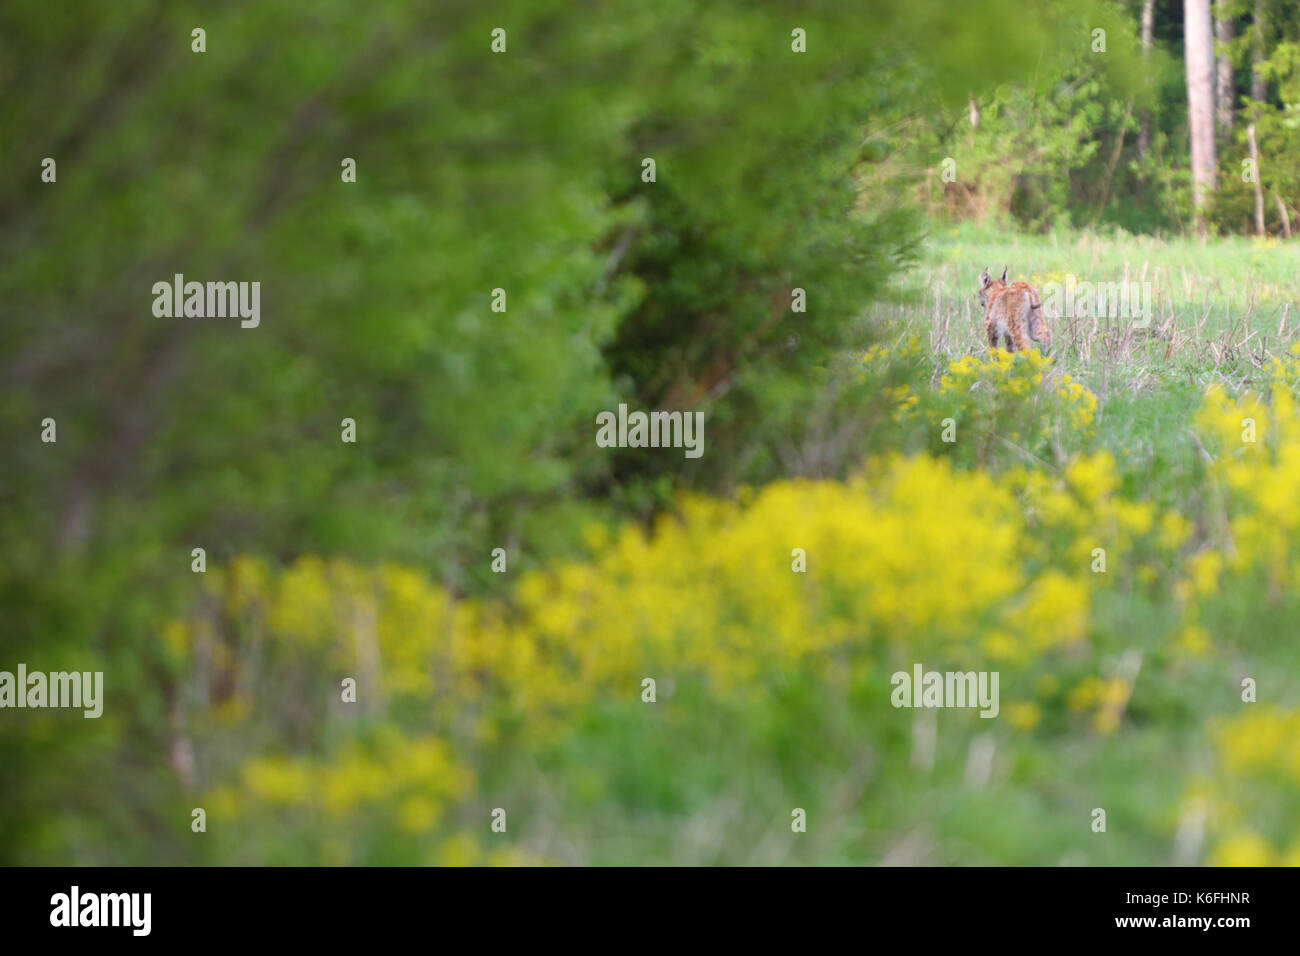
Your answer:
[1000,266,1008,282]
[980,267,990,286]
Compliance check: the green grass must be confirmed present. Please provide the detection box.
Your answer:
[864,224,1298,497]
[882,223,1298,388]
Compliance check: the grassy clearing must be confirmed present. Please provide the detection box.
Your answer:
[855,227,1300,508]
[878,225,1299,389]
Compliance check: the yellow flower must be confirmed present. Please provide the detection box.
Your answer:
[1211,831,1276,867]
[1008,701,1041,731]
[1174,624,1212,657]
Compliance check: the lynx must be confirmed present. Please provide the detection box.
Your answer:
[978,267,1051,353]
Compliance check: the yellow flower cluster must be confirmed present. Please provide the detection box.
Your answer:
[157,353,1300,865]
[1055,376,1098,431]
[859,341,1096,441]
[1010,451,1161,575]
[176,451,1143,858]
[1193,355,1300,586]
[939,348,1097,438]
[1065,675,1133,734]
[1175,366,1300,862]
[1197,707,1300,865]
[940,347,1045,394]
[463,454,1071,707]
[217,733,472,824]
[860,337,927,420]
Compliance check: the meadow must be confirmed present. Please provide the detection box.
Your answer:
[112,230,1297,867]
[891,227,1299,378]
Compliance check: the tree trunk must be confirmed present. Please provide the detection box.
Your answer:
[1215,15,1235,136]
[1139,0,1155,159]
[1186,0,1218,235]
[1248,122,1266,235]
[1250,1,1267,104]
[1249,1,1267,233]
[1275,191,1292,238]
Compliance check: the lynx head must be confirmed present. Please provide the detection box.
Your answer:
[978,266,1006,309]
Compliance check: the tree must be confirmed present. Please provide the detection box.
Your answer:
[1139,0,1156,159]
[1216,10,1237,135]
[1186,0,1219,233]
